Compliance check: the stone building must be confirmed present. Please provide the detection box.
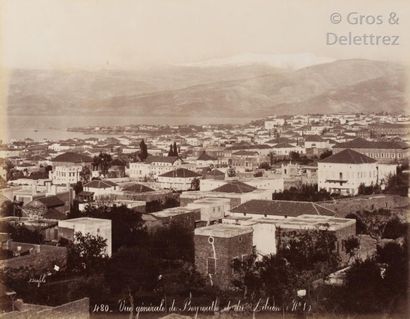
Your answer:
[145,206,201,232]
[223,214,356,265]
[333,138,409,164]
[369,123,410,138]
[194,224,253,289]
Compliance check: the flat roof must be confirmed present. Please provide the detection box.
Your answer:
[251,214,355,231]
[223,216,253,221]
[151,207,199,218]
[59,217,111,226]
[187,198,231,208]
[195,223,253,238]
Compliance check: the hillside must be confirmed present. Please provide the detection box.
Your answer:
[7,59,408,117]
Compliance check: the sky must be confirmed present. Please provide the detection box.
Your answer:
[1,0,409,70]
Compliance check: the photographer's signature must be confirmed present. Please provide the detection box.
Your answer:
[28,274,48,287]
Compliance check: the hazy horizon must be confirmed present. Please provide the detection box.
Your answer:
[1,0,408,139]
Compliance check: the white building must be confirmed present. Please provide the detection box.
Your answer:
[127,156,183,179]
[378,163,398,184]
[271,143,304,156]
[83,180,120,199]
[318,148,393,195]
[186,197,231,224]
[196,151,217,167]
[50,152,93,185]
[157,168,201,191]
[223,213,355,259]
[50,165,82,185]
[126,162,151,179]
[58,217,112,256]
[304,135,330,149]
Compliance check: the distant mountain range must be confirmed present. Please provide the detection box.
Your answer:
[179,52,335,69]
[7,58,408,118]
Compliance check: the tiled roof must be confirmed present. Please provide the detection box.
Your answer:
[145,156,179,164]
[84,180,118,188]
[206,169,225,176]
[52,152,93,163]
[231,200,335,217]
[159,168,201,178]
[272,143,296,148]
[212,181,256,193]
[197,152,217,161]
[35,196,65,208]
[304,135,324,142]
[226,144,271,150]
[369,123,410,128]
[319,149,376,164]
[43,208,67,220]
[334,138,408,150]
[265,137,294,144]
[232,150,259,156]
[122,183,154,193]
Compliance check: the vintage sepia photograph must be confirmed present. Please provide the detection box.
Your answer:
[0,0,409,318]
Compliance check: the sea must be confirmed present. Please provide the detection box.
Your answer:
[3,115,255,142]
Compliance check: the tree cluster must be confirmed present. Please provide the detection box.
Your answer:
[358,183,381,195]
[272,184,334,202]
[6,204,203,309]
[145,196,180,213]
[319,149,333,160]
[0,221,43,244]
[139,139,148,161]
[383,171,409,197]
[92,153,112,175]
[318,241,408,315]
[65,232,108,274]
[168,142,179,157]
[288,151,316,165]
[352,209,407,241]
[232,228,340,306]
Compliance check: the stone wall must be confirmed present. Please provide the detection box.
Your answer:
[0,243,67,280]
[318,195,409,218]
[0,298,89,319]
[162,210,201,231]
[36,297,89,319]
[147,209,201,233]
[194,232,253,289]
[276,223,356,266]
